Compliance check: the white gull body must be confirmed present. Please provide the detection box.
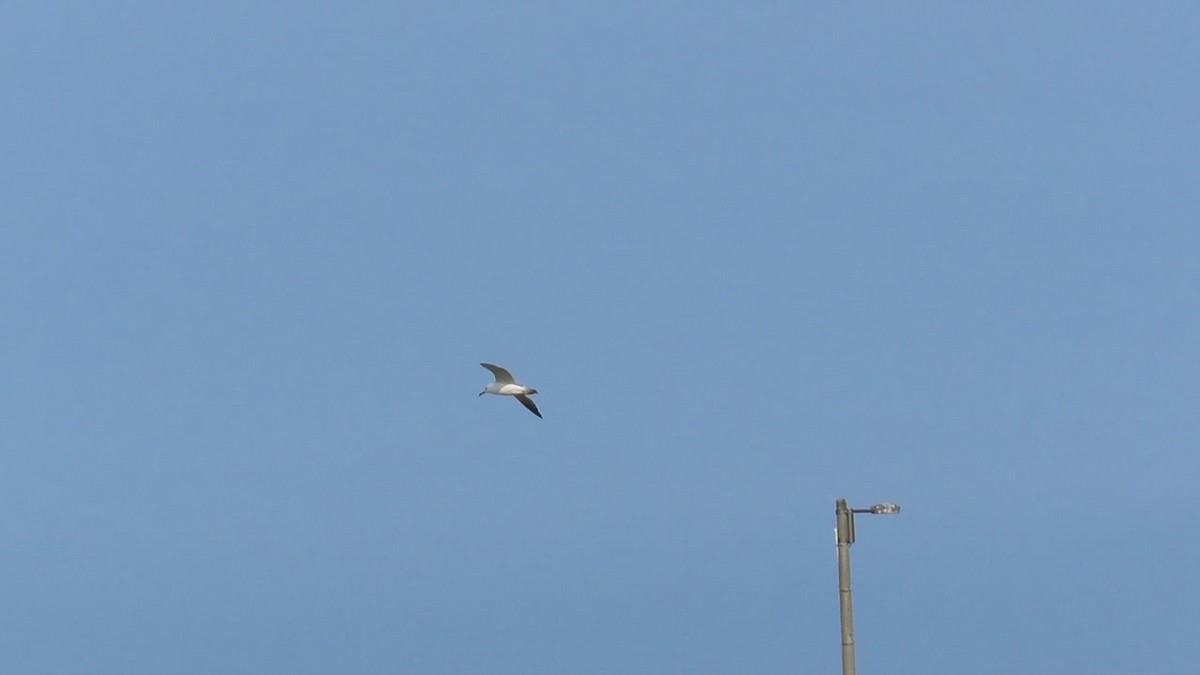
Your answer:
[479,363,542,418]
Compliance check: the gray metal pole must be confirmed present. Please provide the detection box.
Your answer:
[836,498,856,675]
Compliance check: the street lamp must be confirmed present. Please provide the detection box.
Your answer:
[836,498,900,675]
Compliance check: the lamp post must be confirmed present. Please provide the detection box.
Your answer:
[836,498,900,675]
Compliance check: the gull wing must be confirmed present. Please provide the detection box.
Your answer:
[515,394,542,418]
[480,363,515,383]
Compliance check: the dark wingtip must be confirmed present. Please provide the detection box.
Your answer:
[515,394,542,418]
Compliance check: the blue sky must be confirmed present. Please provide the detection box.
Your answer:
[3,3,1198,673]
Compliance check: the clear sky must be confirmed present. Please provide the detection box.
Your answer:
[3,3,1198,673]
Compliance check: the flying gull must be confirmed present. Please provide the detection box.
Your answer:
[479,363,542,418]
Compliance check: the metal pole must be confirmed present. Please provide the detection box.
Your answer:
[836,498,856,675]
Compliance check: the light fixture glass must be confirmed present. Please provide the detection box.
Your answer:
[868,502,901,515]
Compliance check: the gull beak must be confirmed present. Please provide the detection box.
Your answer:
[478,391,485,396]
